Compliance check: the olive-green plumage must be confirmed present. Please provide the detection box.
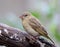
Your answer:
[20,12,54,44]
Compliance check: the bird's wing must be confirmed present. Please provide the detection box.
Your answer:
[29,17,48,35]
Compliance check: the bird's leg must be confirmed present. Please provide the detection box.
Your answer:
[25,35,36,44]
[33,35,40,40]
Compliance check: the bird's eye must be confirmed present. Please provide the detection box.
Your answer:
[24,14,28,17]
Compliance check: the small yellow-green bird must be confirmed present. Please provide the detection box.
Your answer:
[19,12,54,44]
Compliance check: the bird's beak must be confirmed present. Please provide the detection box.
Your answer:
[19,16,23,19]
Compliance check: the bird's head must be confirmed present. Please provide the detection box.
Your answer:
[19,12,31,20]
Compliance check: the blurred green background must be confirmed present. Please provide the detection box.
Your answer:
[0,0,60,47]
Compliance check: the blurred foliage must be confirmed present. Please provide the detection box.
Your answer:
[50,23,57,34]
[47,0,57,20]
[50,23,60,41]
[47,8,54,20]
[46,5,56,20]
[55,30,60,41]
[29,10,41,19]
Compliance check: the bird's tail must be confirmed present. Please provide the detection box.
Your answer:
[46,35,55,45]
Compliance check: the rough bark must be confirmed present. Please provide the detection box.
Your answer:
[0,23,56,47]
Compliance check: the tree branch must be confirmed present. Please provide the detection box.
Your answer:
[0,23,56,47]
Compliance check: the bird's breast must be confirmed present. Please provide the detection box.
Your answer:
[22,20,39,37]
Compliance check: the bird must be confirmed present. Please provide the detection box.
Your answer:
[19,12,54,44]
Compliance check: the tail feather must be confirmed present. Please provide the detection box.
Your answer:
[46,35,55,45]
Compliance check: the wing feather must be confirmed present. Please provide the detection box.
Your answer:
[29,17,48,35]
